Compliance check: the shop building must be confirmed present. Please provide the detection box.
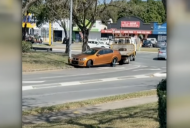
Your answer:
[101,16,154,40]
[34,19,106,43]
[151,22,167,41]
[22,13,37,36]
[73,20,107,42]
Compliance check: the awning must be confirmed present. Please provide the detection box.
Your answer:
[22,22,36,28]
[101,29,152,34]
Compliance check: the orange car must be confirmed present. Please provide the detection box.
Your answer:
[71,47,121,68]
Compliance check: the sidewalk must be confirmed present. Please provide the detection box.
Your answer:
[22,95,157,124]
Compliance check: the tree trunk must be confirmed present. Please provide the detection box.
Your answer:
[22,12,29,41]
[82,29,90,52]
[22,24,27,41]
[62,22,69,54]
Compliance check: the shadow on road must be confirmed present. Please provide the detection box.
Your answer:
[69,64,115,69]
[153,57,166,61]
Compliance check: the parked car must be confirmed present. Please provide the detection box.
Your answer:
[155,41,167,48]
[142,40,154,47]
[71,47,121,67]
[158,46,167,60]
[99,38,109,44]
[147,38,157,46]
[88,41,110,48]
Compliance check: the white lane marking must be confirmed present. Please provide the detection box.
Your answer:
[61,82,81,86]
[134,75,150,78]
[153,73,166,77]
[39,65,141,79]
[22,72,164,91]
[60,75,150,86]
[133,68,161,72]
[23,85,153,97]
[102,78,119,82]
[22,81,45,84]
[22,86,33,91]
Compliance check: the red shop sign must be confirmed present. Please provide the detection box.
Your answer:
[120,30,152,34]
[101,29,113,33]
[121,21,140,28]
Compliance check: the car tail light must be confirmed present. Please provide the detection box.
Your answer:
[159,51,163,53]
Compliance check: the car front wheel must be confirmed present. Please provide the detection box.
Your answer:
[86,60,93,68]
[110,58,117,67]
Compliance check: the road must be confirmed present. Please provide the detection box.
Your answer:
[22,52,166,110]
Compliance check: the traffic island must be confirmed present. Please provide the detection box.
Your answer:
[22,52,74,72]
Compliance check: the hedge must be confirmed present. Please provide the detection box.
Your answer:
[22,41,32,53]
[157,79,167,128]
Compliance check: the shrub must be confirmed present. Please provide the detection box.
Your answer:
[22,41,32,53]
[157,79,167,128]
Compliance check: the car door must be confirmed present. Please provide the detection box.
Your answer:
[104,49,113,63]
[94,49,106,65]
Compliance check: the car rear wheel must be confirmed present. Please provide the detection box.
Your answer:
[86,60,92,68]
[110,58,117,67]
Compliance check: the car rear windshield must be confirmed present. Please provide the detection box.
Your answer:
[83,49,98,55]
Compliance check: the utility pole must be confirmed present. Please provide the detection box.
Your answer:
[49,22,53,46]
[68,0,73,64]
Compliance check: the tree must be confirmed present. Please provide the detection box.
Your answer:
[29,0,70,53]
[117,0,166,23]
[99,1,122,25]
[162,0,166,13]
[70,0,119,52]
[22,0,43,41]
[22,0,41,16]
[45,0,70,53]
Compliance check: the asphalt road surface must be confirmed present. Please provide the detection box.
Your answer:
[22,52,166,110]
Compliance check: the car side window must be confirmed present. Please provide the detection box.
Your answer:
[98,50,104,55]
[105,49,113,54]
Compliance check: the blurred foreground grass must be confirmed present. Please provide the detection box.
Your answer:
[23,102,158,128]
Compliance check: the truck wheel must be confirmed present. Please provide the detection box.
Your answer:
[130,56,133,61]
[126,56,130,64]
[119,60,123,65]
[133,55,136,61]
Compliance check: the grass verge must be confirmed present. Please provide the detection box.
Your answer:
[23,102,158,128]
[22,51,73,72]
[23,90,156,116]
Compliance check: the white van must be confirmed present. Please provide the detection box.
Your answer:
[147,38,157,45]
